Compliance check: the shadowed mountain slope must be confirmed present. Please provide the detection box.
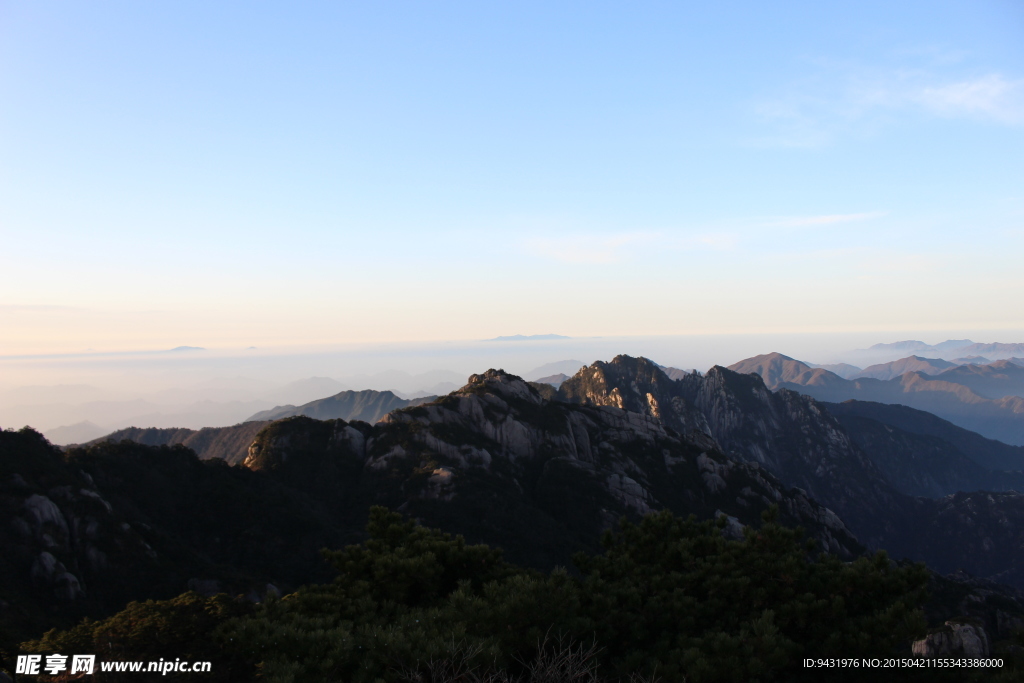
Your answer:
[823,409,1024,497]
[557,355,1024,586]
[929,359,1024,399]
[86,422,270,465]
[853,356,957,380]
[354,369,861,563]
[808,362,861,379]
[823,400,1024,472]
[560,356,898,545]
[730,354,1024,445]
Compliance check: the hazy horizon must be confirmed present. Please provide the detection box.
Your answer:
[6,327,1024,386]
[5,328,1024,440]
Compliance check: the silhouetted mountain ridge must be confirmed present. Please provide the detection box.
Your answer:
[86,421,271,464]
[245,389,436,424]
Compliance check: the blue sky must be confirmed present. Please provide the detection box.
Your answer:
[2,1,1023,354]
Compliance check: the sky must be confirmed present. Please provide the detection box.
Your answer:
[2,0,1024,357]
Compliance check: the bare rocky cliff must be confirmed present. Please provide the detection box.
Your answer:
[557,355,1024,587]
[558,356,901,546]
[244,368,861,562]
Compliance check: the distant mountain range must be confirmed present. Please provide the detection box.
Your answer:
[245,390,436,424]
[730,353,1024,445]
[485,334,570,341]
[523,359,586,380]
[42,420,108,445]
[853,356,958,380]
[85,421,271,464]
[808,362,862,379]
[4,374,459,444]
[849,339,1024,365]
[867,339,975,355]
[532,373,570,387]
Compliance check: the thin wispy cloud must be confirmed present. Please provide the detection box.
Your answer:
[916,74,1024,123]
[523,231,736,264]
[691,233,738,249]
[753,65,1024,146]
[524,232,658,264]
[758,212,887,229]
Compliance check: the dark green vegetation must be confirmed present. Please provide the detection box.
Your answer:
[21,507,973,683]
[21,592,255,681]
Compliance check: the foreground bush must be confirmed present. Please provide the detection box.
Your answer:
[216,507,931,682]
[21,507,944,682]
[20,592,254,681]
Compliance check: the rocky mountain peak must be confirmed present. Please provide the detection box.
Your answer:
[355,359,865,559]
[242,416,370,485]
[561,361,905,547]
[461,369,544,405]
[725,353,837,390]
[559,355,674,410]
[558,356,717,449]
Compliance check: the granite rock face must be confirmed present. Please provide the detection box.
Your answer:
[912,620,991,658]
[3,438,155,603]
[925,570,1024,644]
[233,368,857,562]
[239,370,846,561]
[2,428,168,646]
[559,356,900,545]
[557,355,1024,587]
[559,357,718,451]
